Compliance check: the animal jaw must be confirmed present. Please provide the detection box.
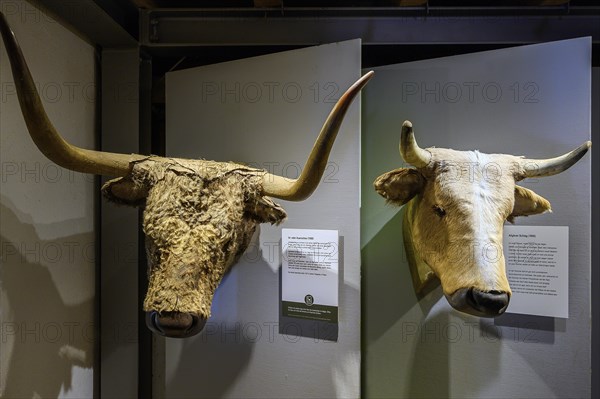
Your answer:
[402,199,437,295]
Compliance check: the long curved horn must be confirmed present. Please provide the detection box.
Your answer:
[518,141,591,179]
[0,12,137,176]
[399,120,431,168]
[262,71,374,201]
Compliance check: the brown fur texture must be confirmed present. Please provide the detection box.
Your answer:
[102,157,286,318]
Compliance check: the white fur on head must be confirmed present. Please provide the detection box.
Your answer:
[375,148,552,297]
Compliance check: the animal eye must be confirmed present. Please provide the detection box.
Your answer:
[432,205,446,218]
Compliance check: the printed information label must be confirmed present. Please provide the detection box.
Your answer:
[504,225,569,318]
[282,228,339,323]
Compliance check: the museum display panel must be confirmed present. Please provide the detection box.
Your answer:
[165,40,363,398]
[362,38,592,398]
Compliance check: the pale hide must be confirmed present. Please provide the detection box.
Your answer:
[375,120,590,317]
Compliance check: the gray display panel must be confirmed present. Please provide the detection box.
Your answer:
[166,40,362,398]
[362,38,591,398]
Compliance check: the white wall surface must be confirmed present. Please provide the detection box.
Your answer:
[362,38,592,398]
[0,0,96,397]
[166,40,362,398]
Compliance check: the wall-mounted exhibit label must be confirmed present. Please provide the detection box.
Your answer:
[504,226,568,318]
[282,228,339,323]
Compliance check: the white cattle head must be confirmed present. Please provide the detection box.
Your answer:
[375,120,590,317]
[1,12,373,337]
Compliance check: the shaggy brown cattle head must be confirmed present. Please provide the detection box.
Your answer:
[1,13,373,337]
[375,120,590,317]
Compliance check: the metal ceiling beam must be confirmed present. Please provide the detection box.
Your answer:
[27,0,137,47]
[140,9,600,48]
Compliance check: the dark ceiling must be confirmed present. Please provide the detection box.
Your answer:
[32,0,600,67]
[126,0,591,9]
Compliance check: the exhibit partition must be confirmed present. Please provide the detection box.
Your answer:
[362,38,592,398]
[0,1,97,396]
[164,40,362,398]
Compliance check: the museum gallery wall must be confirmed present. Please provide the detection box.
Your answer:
[165,40,363,398]
[0,1,595,397]
[0,1,96,397]
[362,38,592,398]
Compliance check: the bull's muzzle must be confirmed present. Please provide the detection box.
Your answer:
[145,311,207,338]
[446,288,510,317]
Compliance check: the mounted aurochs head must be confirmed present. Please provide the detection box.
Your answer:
[374,120,590,317]
[1,12,373,338]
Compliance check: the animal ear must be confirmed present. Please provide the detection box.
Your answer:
[246,196,287,225]
[508,185,552,222]
[102,177,148,207]
[374,168,424,205]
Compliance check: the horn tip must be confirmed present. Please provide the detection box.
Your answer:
[402,120,413,129]
[585,141,592,149]
[355,70,375,88]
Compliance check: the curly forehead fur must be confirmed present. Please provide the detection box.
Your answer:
[102,158,286,318]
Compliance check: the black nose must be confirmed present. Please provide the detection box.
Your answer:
[467,289,510,316]
[446,288,510,317]
[146,311,207,338]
